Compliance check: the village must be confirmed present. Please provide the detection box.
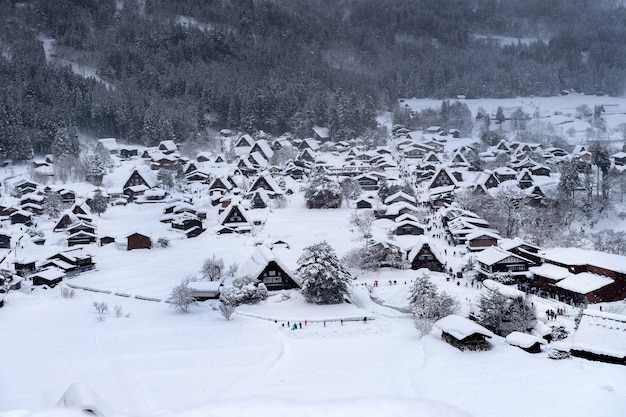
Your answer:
[1,96,626,416]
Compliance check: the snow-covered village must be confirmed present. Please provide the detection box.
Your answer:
[1,93,626,417]
[3,1,626,417]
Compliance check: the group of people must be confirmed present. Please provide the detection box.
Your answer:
[545,309,563,320]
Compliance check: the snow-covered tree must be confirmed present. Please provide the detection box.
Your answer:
[349,210,374,239]
[500,296,537,335]
[168,278,197,313]
[43,190,63,219]
[83,155,107,186]
[558,159,581,200]
[478,289,536,336]
[340,177,362,207]
[304,176,342,208]
[218,299,236,320]
[51,126,80,157]
[201,255,224,281]
[157,169,176,189]
[477,288,509,335]
[88,190,108,217]
[408,272,459,333]
[297,241,352,304]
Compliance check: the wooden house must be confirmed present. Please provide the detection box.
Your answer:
[217,201,252,234]
[408,241,445,272]
[126,232,151,250]
[517,169,534,189]
[57,189,76,204]
[44,249,96,276]
[465,230,500,251]
[394,220,425,236]
[237,246,300,291]
[99,236,115,246]
[119,147,138,159]
[250,189,271,209]
[355,173,379,191]
[249,139,274,161]
[248,173,283,196]
[123,169,159,197]
[9,210,33,226]
[14,258,37,277]
[428,168,457,189]
[235,134,255,148]
[158,140,178,154]
[613,151,626,166]
[435,315,494,352]
[312,126,330,142]
[67,230,97,247]
[355,196,376,209]
[475,247,532,279]
[30,267,65,287]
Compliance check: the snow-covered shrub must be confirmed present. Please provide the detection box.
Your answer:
[478,290,536,336]
[60,285,75,299]
[304,176,342,208]
[219,281,268,306]
[93,301,108,315]
[280,290,291,301]
[550,325,569,342]
[157,237,170,248]
[548,349,571,360]
[218,300,236,321]
[168,279,197,313]
[492,272,516,285]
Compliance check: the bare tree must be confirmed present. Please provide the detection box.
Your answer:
[201,255,225,281]
[168,277,197,313]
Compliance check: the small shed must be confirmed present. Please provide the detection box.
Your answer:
[188,281,222,300]
[505,331,546,353]
[435,315,494,351]
[127,232,151,251]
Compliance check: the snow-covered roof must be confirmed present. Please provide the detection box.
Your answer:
[97,137,118,152]
[482,279,525,299]
[475,247,527,266]
[528,264,570,281]
[435,315,494,339]
[542,247,626,274]
[237,245,298,285]
[572,310,626,360]
[554,272,614,294]
[464,229,500,241]
[505,331,546,349]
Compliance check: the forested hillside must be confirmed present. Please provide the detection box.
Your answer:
[1,0,626,159]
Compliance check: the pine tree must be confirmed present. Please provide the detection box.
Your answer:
[84,155,107,186]
[558,159,581,200]
[477,288,509,335]
[42,191,63,219]
[297,241,352,304]
[408,272,458,322]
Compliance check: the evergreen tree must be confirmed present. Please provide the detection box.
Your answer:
[500,296,537,335]
[304,176,342,208]
[558,159,581,200]
[495,106,505,128]
[51,126,80,157]
[477,288,509,335]
[297,241,352,304]
[408,271,459,322]
[84,155,107,186]
[42,191,63,219]
[478,289,536,336]
[88,190,108,217]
